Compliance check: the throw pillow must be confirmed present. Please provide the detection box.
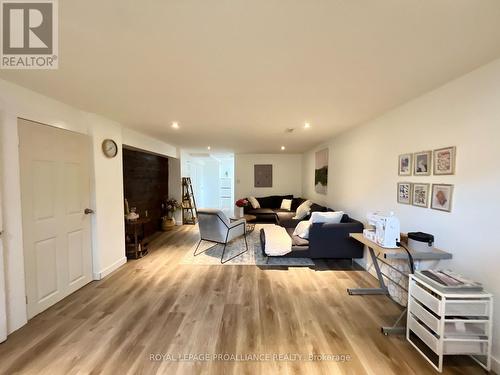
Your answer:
[291,197,306,211]
[293,200,313,220]
[280,199,292,211]
[248,196,260,209]
[310,211,344,224]
[292,220,311,239]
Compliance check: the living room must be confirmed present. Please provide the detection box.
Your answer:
[0,1,500,374]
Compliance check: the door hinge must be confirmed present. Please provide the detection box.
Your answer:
[25,296,28,304]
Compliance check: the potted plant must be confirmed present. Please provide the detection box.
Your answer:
[235,198,248,218]
[161,198,181,230]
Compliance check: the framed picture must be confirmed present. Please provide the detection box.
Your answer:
[434,146,456,175]
[412,183,430,208]
[414,151,432,176]
[397,182,412,204]
[398,154,412,176]
[431,184,454,212]
[254,164,273,187]
[314,148,328,194]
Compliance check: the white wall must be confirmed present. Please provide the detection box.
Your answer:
[87,117,127,280]
[168,157,182,224]
[302,58,500,366]
[122,128,178,159]
[0,128,6,343]
[0,78,178,336]
[235,154,303,199]
[181,152,235,212]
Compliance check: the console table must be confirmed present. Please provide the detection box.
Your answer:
[125,218,151,259]
[348,233,452,335]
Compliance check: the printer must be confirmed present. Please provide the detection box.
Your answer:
[365,212,400,248]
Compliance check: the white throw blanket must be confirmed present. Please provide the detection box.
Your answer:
[264,225,292,256]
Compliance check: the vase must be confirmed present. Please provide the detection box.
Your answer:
[162,217,175,231]
[236,206,244,218]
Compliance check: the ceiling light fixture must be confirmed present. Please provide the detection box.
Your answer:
[207,146,211,150]
[281,146,285,151]
[171,122,179,129]
[304,122,311,129]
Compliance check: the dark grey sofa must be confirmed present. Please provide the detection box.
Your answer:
[259,213,364,259]
[244,195,325,224]
[243,195,295,222]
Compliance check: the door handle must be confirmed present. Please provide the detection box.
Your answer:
[84,208,94,215]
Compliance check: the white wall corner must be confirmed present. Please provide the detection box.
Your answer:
[0,112,28,335]
[93,256,127,280]
[492,355,499,375]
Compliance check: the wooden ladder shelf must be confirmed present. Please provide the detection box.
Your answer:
[181,177,197,224]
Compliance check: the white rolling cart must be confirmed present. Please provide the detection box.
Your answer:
[407,274,493,372]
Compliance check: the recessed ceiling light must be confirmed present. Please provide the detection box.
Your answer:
[171,122,179,129]
[281,146,285,151]
[207,146,211,150]
[304,122,311,129]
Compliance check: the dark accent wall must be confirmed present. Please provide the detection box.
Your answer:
[123,147,168,237]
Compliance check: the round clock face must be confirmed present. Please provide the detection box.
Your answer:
[102,139,118,158]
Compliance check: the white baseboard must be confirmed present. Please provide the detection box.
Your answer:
[492,355,499,374]
[92,257,127,280]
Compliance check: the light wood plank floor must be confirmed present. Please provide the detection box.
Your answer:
[0,226,489,374]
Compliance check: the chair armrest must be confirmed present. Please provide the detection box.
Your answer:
[228,219,246,229]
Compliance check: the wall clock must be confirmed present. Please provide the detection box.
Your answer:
[102,139,118,158]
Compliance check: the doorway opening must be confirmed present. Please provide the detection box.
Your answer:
[181,151,235,217]
[122,146,181,259]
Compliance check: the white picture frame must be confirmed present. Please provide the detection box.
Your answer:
[433,146,456,175]
[414,151,432,176]
[397,182,412,205]
[431,184,454,212]
[398,154,412,176]
[412,183,430,208]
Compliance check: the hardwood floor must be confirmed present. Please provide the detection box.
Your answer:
[0,226,489,374]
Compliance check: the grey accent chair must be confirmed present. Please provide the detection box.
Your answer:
[195,208,248,263]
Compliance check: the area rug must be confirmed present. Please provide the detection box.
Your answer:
[180,224,315,266]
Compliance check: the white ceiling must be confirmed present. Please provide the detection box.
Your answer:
[2,0,500,153]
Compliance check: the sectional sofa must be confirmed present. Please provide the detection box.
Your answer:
[243,195,322,225]
[243,194,364,259]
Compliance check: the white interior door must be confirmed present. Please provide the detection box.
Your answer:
[18,119,93,319]
[0,153,7,342]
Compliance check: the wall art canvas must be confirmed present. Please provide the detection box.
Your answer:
[315,148,328,194]
[414,151,432,176]
[398,154,412,176]
[412,183,430,207]
[397,182,412,204]
[431,184,454,212]
[254,164,273,187]
[434,146,456,175]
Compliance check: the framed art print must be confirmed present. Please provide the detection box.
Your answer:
[397,182,412,204]
[398,154,412,176]
[254,164,273,187]
[434,146,456,175]
[414,151,432,176]
[412,183,430,208]
[314,148,328,194]
[431,184,454,212]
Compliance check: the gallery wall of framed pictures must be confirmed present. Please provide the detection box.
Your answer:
[397,146,456,212]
